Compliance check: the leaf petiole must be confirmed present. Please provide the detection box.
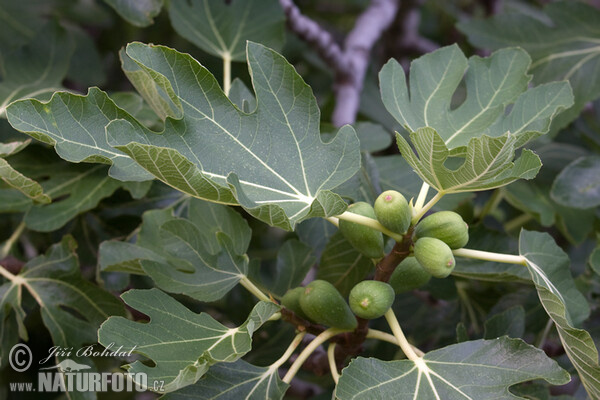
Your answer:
[384,308,420,361]
[270,331,306,371]
[283,327,348,384]
[366,329,424,357]
[412,190,445,224]
[223,52,232,96]
[239,276,272,303]
[452,248,526,265]
[327,342,339,384]
[0,221,26,259]
[335,212,404,242]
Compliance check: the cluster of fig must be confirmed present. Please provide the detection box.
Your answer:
[281,279,395,329]
[279,190,469,330]
[339,190,469,291]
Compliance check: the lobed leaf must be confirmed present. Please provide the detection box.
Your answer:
[168,0,284,61]
[519,230,600,398]
[336,337,569,399]
[550,156,600,209]
[0,236,125,375]
[97,288,279,393]
[103,0,163,27]
[100,199,253,301]
[161,359,288,400]
[380,45,573,148]
[396,127,542,194]
[458,1,600,133]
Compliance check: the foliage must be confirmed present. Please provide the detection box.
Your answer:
[0,1,599,399]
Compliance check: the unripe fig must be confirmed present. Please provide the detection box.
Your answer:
[374,190,411,234]
[281,287,309,320]
[414,211,469,249]
[339,202,384,259]
[299,280,358,330]
[413,237,456,278]
[389,257,432,293]
[349,281,395,319]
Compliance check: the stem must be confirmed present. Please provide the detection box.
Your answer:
[268,312,282,321]
[456,282,480,334]
[535,319,554,349]
[325,217,339,227]
[327,343,339,384]
[478,189,504,220]
[412,191,444,223]
[0,264,17,281]
[223,53,232,97]
[452,248,526,265]
[384,308,419,361]
[504,213,533,232]
[413,182,430,212]
[271,332,306,370]
[336,211,403,242]
[239,276,271,303]
[366,329,424,357]
[1,221,26,259]
[283,328,346,384]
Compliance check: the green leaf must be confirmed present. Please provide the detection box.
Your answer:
[483,306,525,339]
[6,88,154,181]
[336,337,569,399]
[458,1,600,133]
[0,22,73,116]
[104,0,163,27]
[317,231,374,297]
[168,0,285,61]
[380,45,573,148]
[161,359,288,400]
[0,236,125,368]
[590,246,600,276]
[374,154,472,210]
[0,146,131,230]
[396,127,542,194]
[100,199,253,301]
[551,156,600,209]
[0,139,49,203]
[265,239,315,297]
[519,230,600,398]
[355,122,392,153]
[107,42,360,229]
[0,157,50,203]
[97,288,279,393]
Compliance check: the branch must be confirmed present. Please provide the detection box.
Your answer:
[280,0,400,127]
[332,0,400,126]
[278,0,349,76]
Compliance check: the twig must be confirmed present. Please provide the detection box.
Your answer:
[280,0,400,127]
[278,0,348,75]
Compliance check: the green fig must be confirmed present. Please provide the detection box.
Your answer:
[339,202,385,259]
[299,280,357,330]
[349,281,395,319]
[413,237,456,278]
[389,257,432,293]
[281,287,309,320]
[374,190,411,234]
[414,211,469,249]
